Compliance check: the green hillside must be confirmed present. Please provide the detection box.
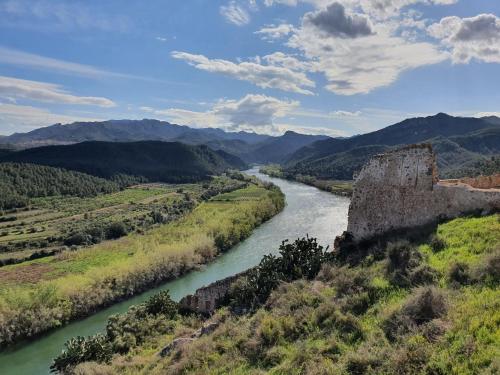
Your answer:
[285,114,500,180]
[0,141,247,183]
[0,163,120,210]
[51,214,500,374]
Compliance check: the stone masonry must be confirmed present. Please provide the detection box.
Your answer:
[346,144,500,242]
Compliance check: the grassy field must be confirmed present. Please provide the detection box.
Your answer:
[65,214,499,375]
[0,177,247,265]
[0,181,285,347]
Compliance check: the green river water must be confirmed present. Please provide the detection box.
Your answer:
[0,168,350,374]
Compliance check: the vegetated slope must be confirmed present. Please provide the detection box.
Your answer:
[0,141,247,183]
[52,214,500,375]
[285,113,500,179]
[0,163,120,210]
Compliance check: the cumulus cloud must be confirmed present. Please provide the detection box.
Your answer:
[171,51,315,95]
[255,23,295,41]
[288,18,446,95]
[304,2,374,38]
[428,14,500,63]
[214,94,299,129]
[220,1,251,26]
[0,76,116,107]
[141,94,298,133]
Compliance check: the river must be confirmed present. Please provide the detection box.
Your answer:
[0,168,350,374]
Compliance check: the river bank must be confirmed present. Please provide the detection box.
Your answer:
[0,169,350,374]
[0,181,284,349]
[259,164,353,197]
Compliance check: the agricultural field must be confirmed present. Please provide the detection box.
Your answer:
[0,176,248,266]
[0,178,285,347]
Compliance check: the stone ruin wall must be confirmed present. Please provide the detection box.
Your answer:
[179,269,251,314]
[346,144,500,242]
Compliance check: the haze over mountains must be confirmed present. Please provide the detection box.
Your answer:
[1,113,499,180]
[0,119,326,164]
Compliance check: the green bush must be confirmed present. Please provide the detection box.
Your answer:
[105,222,128,240]
[383,287,447,341]
[50,334,112,374]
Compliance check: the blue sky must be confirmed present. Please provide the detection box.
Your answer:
[0,0,499,136]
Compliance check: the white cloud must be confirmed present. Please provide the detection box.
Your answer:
[220,1,251,26]
[288,18,446,95]
[0,103,102,133]
[155,36,168,42]
[331,110,362,117]
[0,76,116,107]
[0,0,130,32]
[255,23,295,41]
[141,94,299,133]
[428,14,500,63]
[0,46,131,79]
[171,51,315,95]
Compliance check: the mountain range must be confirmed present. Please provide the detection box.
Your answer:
[0,119,327,164]
[1,113,499,180]
[283,113,500,179]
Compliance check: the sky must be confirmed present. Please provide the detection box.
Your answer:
[0,0,499,137]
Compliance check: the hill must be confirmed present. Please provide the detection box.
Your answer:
[285,114,500,179]
[0,141,247,183]
[0,163,120,210]
[0,120,328,164]
[51,214,500,375]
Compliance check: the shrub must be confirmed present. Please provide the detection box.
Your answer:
[145,290,178,317]
[64,232,92,246]
[50,334,112,374]
[473,249,500,284]
[386,241,436,287]
[429,235,446,252]
[448,262,470,286]
[383,287,447,341]
[105,222,128,240]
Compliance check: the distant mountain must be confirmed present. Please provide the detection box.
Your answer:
[285,113,500,180]
[0,119,271,148]
[0,141,247,183]
[246,131,329,164]
[0,119,329,164]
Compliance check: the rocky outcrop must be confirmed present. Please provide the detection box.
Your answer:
[345,144,500,242]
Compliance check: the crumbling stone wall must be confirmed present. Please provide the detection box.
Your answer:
[346,144,500,242]
[179,270,251,314]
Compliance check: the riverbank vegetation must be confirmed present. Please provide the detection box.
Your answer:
[55,213,499,374]
[260,164,353,197]
[0,179,285,348]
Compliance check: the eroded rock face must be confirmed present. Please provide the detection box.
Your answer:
[346,144,500,242]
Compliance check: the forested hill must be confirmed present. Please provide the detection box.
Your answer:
[0,163,120,210]
[0,141,247,183]
[285,113,500,180]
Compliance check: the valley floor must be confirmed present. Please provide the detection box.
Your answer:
[0,177,285,348]
[62,214,499,375]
